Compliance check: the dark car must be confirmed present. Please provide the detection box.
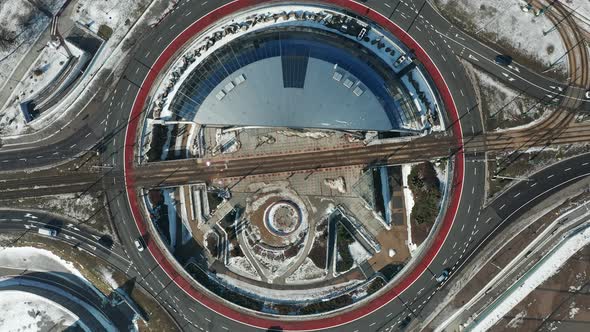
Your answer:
[495,54,513,66]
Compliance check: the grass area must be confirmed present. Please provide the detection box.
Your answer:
[468,64,556,131]
[97,24,113,40]
[408,162,441,226]
[309,218,328,269]
[378,263,405,281]
[1,233,177,331]
[366,277,386,295]
[335,221,355,273]
[299,294,353,315]
[146,124,168,162]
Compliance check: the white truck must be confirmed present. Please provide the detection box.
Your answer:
[38,227,57,237]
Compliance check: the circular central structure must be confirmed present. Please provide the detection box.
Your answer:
[264,200,302,236]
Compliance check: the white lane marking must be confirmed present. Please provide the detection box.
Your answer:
[467,205,471,214]
[441,54,447,62]
[514,192,521,198]
[451,71,456,78]
[564,167,571,172]
[547,174,554,179]
[499,204,506,210]
[530,182,537,187]
[460,89,464,96]
[384,3,391,8]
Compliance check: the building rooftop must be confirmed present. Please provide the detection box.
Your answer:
[170,28,420,132]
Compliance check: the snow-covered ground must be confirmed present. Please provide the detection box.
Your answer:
[470,225,590,331]
[285,257,327,283]
[0,246,86,278]
[435,0,566,68]
[0,246,110,303]
[0,290,88,331]
[227,256,260,280]
[348,241,372,264]
[11,42,69,101]
[401,164,418,254]
[214,129,240,154]
[433,160,448,194]
[71,0,150,35]
[474,66,554,131]
[216,273,360,302]
[0,0,66,135]
[324,177,347,194]
[11,193,105,231]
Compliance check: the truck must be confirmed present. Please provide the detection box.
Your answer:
[38,227,57,237]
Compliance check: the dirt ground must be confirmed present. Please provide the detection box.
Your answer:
[490,245,590,332]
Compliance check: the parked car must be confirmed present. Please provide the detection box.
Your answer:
[394,54,407,67]
[495,54,512,66]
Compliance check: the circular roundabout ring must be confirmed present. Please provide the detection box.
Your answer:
[123,0,465,330]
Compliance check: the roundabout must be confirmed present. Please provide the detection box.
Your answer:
[1,0,589,331]
[121,0,475,330]
[125,1,464,330]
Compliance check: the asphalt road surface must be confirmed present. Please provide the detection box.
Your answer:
[0,0,588,331]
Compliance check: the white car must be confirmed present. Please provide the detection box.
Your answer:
[585,90,590,100]
[134,238,144,252]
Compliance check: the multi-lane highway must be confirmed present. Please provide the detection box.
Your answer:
[1,0,589,331]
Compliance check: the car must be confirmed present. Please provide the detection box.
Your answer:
[495,54,512,66]
[38,227,57,237]
[134,238,145,252]
[585,90,590,100]
[394,54,407,67]
[436,269,450,283]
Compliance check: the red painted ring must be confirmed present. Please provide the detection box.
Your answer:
[124,0,465,330]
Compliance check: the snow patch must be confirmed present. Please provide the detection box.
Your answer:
[0,290,88,332]
[348,241,371,264]
[324,177,347,194]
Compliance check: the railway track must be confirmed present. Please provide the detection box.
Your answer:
[2,115,590,198]
[536,0,589,108]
